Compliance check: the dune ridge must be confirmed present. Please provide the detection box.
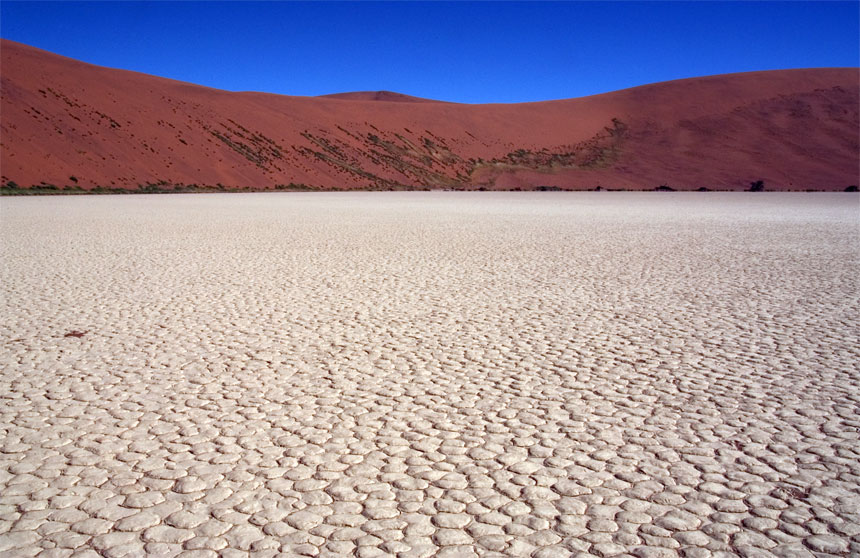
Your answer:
[1,39,858,191]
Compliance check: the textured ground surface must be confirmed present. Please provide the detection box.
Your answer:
[1,192,858,558]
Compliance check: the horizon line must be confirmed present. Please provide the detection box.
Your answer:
[2,37,858,105]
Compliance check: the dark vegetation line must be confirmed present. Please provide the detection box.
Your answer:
[1,179,857,195]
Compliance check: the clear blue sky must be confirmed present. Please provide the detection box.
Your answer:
[1,1,857,104]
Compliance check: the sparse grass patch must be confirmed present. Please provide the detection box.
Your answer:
[275,182,318,191]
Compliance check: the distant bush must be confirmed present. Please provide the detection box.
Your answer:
[749,180,765,192]
[69,175,78,183]
[655,184,675,191]
[846,185,858,192]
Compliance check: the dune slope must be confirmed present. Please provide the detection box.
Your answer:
[1,39,858,191]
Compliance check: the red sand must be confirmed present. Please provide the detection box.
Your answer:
[1,39,857,191]
[318,91,446,103]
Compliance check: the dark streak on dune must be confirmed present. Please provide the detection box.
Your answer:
[1,39,858,192]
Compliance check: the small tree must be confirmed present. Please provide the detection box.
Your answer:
[749,180,765,192]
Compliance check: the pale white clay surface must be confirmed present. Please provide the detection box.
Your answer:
[1,192,858,558]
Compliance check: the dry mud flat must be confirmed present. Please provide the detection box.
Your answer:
[0,192,858,558]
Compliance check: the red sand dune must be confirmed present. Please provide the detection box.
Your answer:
[1,39,858,191]
[318,91,445,103]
